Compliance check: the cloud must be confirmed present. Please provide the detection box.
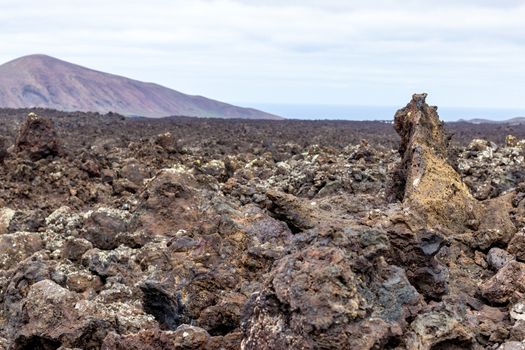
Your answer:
[1,0,524,109]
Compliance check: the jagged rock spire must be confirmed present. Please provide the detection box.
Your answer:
[14,112,61,161]
[392,93,479,231]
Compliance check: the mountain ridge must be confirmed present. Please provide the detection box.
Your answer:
[0,54,282,119]
[458,116,525,125]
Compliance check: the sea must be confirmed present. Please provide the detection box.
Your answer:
[249,103,525,122]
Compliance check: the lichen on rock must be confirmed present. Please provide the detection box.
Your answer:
[392,93,481,232]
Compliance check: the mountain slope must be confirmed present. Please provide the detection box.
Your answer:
[0,54,281,119]
[460,117,525,125]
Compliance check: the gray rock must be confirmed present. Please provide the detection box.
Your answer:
[487,247,515,270]
[499,341,525,350]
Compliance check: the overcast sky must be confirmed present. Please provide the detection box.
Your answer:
[1,0,525,113]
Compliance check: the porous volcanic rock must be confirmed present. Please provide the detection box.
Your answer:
[391,93,481,232]
[14,112,61,160]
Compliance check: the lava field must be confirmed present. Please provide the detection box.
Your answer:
[0,96,525,349]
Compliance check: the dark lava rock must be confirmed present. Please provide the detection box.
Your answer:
[140,281,184,331]
[14,112,61,161]
[101,325,211,350]
[487,247,515,271]
[84,211,129,250]
[508,229,525,262]
[241,236,422,349]
[62,237,93,262]
[0,136,8,163]
[481,260,525,304]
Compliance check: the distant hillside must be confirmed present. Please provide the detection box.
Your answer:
[0,54,281,119]
[459,117,525,125]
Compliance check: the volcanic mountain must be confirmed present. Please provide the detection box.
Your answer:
[0,54,281,119]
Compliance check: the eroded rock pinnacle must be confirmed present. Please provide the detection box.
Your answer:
[392,93,481,232]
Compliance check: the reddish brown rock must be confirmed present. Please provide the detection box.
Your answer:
[137,168,202,236]
[83,211,129,250]
[14,112,61,160]
[62,237,93,262]
[241,242,422,349]
[10,279,114,349]
[391,93,481,232]
[509,229,525,261]
[481,261,525,304]
[0,232,43,270]
[101,325,211,350]
[475,193,517,250]
[101,329,176,350]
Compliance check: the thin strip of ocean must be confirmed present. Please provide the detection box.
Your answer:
[249,103,525,122]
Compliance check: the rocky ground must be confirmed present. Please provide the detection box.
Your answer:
[0,100,524,349]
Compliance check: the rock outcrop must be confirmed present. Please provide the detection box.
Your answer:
[392,93,481,231]
[14,112,61,161]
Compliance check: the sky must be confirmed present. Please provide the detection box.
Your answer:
[1,0,525,119]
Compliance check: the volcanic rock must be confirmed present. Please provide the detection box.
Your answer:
[481,260,525,304]
[83,210,130,250]
[14,112,60,161]
[101,325,212,350]
[406,310,474,349]
[0,232,43,270]
[487,247,515,271]
[240,216,425,349]
[392,93,480,231]
[509,229,525,261]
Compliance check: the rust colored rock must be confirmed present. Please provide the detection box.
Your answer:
[392,93,480,231]
[474,193,516,250]
[14,112,61,160]
[137,168,201,236]
[84,211,129,250]
[265,189,318,232]
[481,260,525,304]
[101,325,211,350]
[508,229,525,261]
[470,304,510,343]
[0,136,8,163]
[101,329,177,350]
[241,243,422,349]
[0,232,43,270]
